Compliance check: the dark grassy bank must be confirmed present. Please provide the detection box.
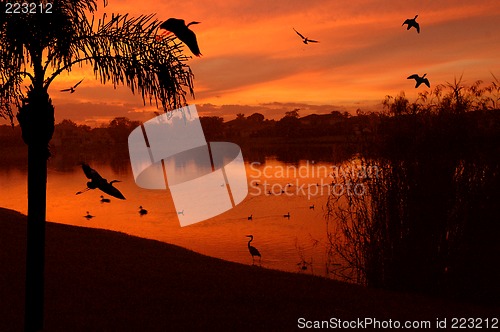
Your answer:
[1,208,498,331]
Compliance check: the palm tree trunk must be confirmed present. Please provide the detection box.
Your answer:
[18,84,54,331]
[24,144,47,332]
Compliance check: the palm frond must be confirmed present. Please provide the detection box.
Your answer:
[0,0,194,124]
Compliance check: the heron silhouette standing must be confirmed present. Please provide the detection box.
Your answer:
[246,235,261,265]
[160,18,202,56]
[293,28,319,44]
[76,163,126,200]
[407,73,430,88]
[402,15,420,33]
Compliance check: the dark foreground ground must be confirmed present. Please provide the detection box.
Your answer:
[0,208,498,331]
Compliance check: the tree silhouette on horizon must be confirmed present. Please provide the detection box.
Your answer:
[0,1,194,330]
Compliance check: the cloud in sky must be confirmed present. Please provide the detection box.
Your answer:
[2,0,499,125]
[103,0,500,106]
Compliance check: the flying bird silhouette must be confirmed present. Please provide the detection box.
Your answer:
[160,18,202,56]
[246,235,261,265]
[61,79,84,93]
[76,163,126,200]
[407,73,430,88]
[293,28,319,44]
[402,15,420,33]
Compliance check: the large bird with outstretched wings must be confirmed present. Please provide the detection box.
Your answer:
[76,163,125,200]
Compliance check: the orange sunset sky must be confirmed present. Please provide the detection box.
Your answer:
[5,0,500,125]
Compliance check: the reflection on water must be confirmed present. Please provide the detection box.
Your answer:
[0,158,339,275]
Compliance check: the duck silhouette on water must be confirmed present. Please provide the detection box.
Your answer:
[139,206,148,216]
[100,195,111,203]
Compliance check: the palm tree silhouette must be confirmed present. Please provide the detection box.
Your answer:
[0,2,194,330]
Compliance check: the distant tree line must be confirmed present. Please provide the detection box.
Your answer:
[1,76,499,160]
[1,108,364,150]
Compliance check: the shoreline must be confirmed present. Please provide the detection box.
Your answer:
[1,207,498,330]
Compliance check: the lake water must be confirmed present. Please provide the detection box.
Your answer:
[0,158,344,276]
